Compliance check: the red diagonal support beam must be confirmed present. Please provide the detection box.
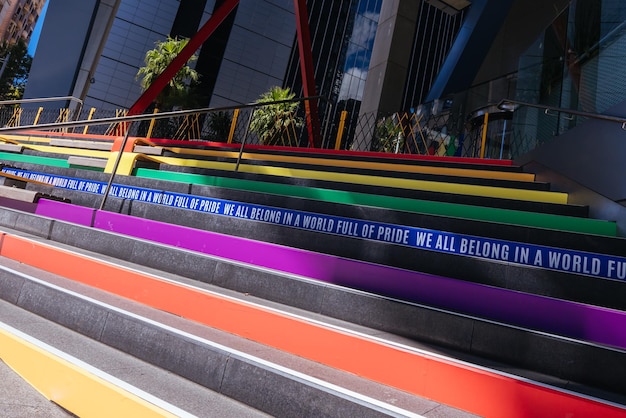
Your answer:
[128,0,239,117]
[117,0,320,151]
[294,0,322,148]
[113,0,240,151]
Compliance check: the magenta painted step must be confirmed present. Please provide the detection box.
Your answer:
[36,199,626,350]
[37,198,95,226]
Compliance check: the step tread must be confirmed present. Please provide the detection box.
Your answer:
[0,258,471,418]
[0,300,270,418]
[67,155,108,168]
[2,222,626,400]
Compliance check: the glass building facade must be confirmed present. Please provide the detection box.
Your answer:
[26,0,467,143]
[513,0,626,156]
[281,0,383,147]
[284,0,382,105]
[85,0,212,109]
[402,1,465,110]
[84,0,297,110]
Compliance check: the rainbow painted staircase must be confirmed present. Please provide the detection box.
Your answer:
[0,131,625,417]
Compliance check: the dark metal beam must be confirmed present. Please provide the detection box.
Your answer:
[113,0,239,152]
[294,0,321,147]
[126,0,239,117]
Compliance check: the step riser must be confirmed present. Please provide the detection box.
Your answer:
[150,155,568,204]
[3,152,587,216]
[0,273,406,418]
[1,255,625,417]
[151,139,517,168]
[2,182,624,312]
[4,132,516,168]
[0,322,192,418]
[162,150,539,186]
[2,165,619,254]
[31,199,626,349]
[11,163,608,235]
[0,221,625,394]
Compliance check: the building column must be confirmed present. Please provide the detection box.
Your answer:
[353,0,419,151]
[73,0,121,108]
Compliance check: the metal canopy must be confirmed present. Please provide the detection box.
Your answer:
[424,0,471,15]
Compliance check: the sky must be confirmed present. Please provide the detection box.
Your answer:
[27,0,48,56]
[338,2,381,101]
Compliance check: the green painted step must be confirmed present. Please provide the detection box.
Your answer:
[135,168,617,237]
[0,151,615,236]
[0,152,72,168]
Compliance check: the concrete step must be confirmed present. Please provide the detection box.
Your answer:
[67,155,108,169]
[0,256,470,418]
[14,167,623,311]
[50,138,114,151]
[0,219,625,405]
[0,300,270,417]
[10,147,589,217]
[0,353,72,417]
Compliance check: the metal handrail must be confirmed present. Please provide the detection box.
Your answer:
[0,96,83,107]
[0,96,85,122]
[0,95,329,134]
[497,99,626,130]
[0,96,330,211]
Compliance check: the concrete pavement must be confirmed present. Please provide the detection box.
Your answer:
[0,359,71,418]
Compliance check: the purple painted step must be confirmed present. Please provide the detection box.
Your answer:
[36,199,626,349]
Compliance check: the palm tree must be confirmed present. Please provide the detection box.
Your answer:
[373,115,404,153]
[249,86,303,146]
[206,111,233,141]
[136,36,199,109]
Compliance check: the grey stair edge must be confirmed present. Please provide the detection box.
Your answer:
[0,261,460,418]
[11,160,615,247]
[0,185,39,202]
[0,215,625,403]
[50,138,113,151]
[0,358,72,418]
[0,143,24,153]
[13,162,626,273]
[14,167,626,313]
[67,156,108,168]
[134,145,164,155]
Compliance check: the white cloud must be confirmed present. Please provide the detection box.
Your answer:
[347,12,380,57]
[339,67,368,101]
[337,11,381,101]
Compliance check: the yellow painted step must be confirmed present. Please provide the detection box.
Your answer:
[142,155,568,204]
[166,147,536,182]
[0,322,188,418]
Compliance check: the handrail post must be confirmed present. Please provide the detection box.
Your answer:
[83,108,96,134]
[227,109,239,144]
[235,108,256,172]
[335,110,347,150]
[321,100,333,149]
[480,112,489,159]
[33,107,43,125]
[146,107,159,139]
[99,123,133,211]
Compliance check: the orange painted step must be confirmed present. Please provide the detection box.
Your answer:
[1,232,623,418]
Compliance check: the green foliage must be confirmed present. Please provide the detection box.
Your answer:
[205,111,232,141]
[373,116,404,153]
[0,40,32,100]
[249,86,303,146]
[136,36,199,109]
